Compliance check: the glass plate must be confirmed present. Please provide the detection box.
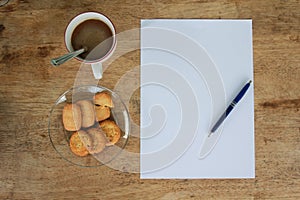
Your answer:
[48,85,130,167]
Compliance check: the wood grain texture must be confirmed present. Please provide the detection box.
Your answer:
[0,0,299,199]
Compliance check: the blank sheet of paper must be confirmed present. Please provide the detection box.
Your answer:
[140,19,254,179]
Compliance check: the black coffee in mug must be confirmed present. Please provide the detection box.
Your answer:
[71,19,113,61]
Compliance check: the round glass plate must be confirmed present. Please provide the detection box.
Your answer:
[48,85,130,167]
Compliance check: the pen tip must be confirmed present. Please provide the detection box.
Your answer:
[248,80,252,84]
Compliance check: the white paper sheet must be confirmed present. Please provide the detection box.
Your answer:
[140,19,254,178]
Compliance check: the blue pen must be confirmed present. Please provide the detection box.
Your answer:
[209,80,252,136]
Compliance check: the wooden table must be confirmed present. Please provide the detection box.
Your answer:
[0,0,299,199]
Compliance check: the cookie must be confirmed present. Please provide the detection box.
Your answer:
[94,91,114,108]
[62,103,82,131]
[69,131,89,157]
[95,105,110,122]
[76,100,95,128]
[86,128,108,154]
[100,120,121,146]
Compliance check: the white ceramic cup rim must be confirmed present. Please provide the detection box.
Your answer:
[64,12,116,64]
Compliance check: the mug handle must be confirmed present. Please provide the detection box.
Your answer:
[91,62,103,80]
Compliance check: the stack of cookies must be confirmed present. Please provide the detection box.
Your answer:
[62,91,122,157]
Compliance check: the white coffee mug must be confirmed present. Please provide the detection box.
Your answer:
[65,12,116,79]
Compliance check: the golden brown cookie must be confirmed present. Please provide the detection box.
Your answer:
[76,100,95,128]
[86,128,108,154]
[99,120,121,146]
[69,131,89,157]
[62,103,82,131]
[95,105,110,122]
[94,91,114,108]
